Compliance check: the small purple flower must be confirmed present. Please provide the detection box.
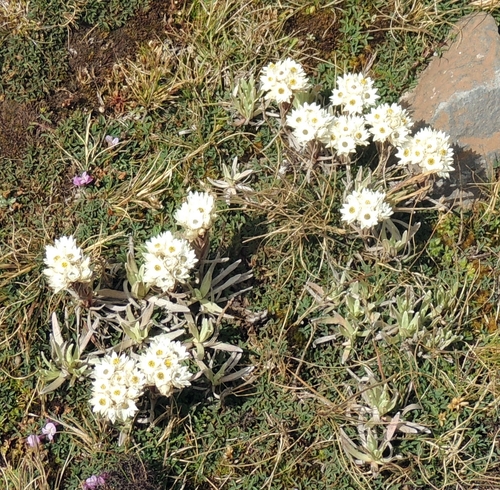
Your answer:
[82,474,106,489]
[26,434,42,448]
[105,135,119,148]
[41,422,57,442]
[73,171,94,187]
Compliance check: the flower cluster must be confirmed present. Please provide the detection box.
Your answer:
[138,334,192,397]
[340,188,393,230]
[142,231,197,292]
[330,72,379,114]
[260,58,309,103]
[73,171,93,187]
[105,134,120,147]
[396,127,455,178]
[286,102,333,147]
[365,103,413,147]
[82,474,107,490]
[90,352,146,423]
[321,114,370,156]
[26,421,57,448]
[174,191,217,240]
[43,236,92,293]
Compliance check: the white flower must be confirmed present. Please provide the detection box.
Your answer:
[396,127,454,178]
[171,365,192,389]
[143,253,170,280]
[410,142,425,164]
[286,102,333,147]
[330,72,379,114]
[92,378,111,393]
[359,188,383,208]
[44,236,80,265]
[142,231,197,292]
[336,135,357,155]
[341,188,393,230]
[321,115,369,155]
[260,58,309,103]
[43,236,92,293]
[358,207,380,229]
[109,384,127,404]
[93,358,115,379]
[267,82,293,104]
[116,398,138,421]
[90,353,145,423]
[138,334,191,397]
[378,202,394,221]
[396,145,413,166]
[339,192,362,224]
[139,351,161,376]
[174,191,217,240]
[89,393,112,419]
[366,103,413,146]
[294,124,315,145]
[370,122,391,142]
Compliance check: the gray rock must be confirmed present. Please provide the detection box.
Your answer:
[402,12,500,206]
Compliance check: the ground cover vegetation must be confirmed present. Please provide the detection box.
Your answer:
[2,0,500,488]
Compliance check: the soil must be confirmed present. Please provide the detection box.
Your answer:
[284,5,391,72]
[284,9,340,64]
[0,99,39,160]
[0,0,186,160]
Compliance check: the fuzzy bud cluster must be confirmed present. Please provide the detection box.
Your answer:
[138,334,192,397]
[90,352,146,423]
[174,191,217,240]
[365,103,413,147]
[330,72,379,114]
[43,236,92,293]
[396,127,455,178]
[340,188,393,230]
[142,231,198,292]
[260,58,309,103]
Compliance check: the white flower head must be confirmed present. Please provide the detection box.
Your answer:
[174,191,217,240]
[321,114,369,155]
[366,103,413,146]
[90,353,145,423]
[142,231,197,292]
[336,135,357,155]
[330,72,379,114]
[286,102,333,148]
[260,58,309,103]
[358,207,380,229]
[341,188,392,230]
[340,191,362,224]
[138,334,191,397]
[43,236,92,293]
[396,127,454,178]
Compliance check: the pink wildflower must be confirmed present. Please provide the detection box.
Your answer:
[41,422,57,442]
[26,434,42,447]
[105,135,119,148]
[82,474,106,489]
[73,171,94,187]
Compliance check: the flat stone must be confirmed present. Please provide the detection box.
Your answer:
[402,12,500,206]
